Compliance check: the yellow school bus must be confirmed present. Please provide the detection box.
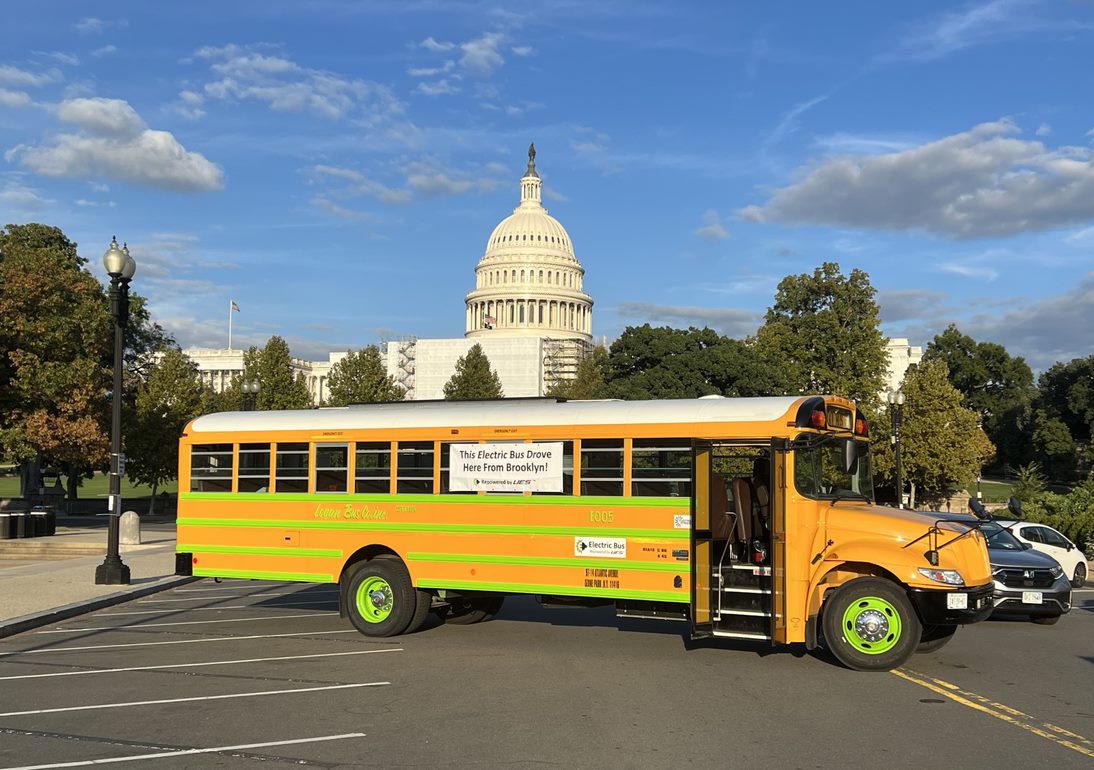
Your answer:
[176,395,993,671]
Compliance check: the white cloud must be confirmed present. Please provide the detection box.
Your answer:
[616,302,763,338]
[878,289,949,323]
[420,37,455,52]
[0,64,61,88]
[74,17,127,35]
[403,160,499,197]
[0,88,32,108]
[1035,122,1052,137]
[460,32,506,75]
[311,196,381,222]
[42,51,80,66]
[938,261,999,281]
[407,61,455,77]
[416,79,460,96]
[8,98,223,192]
[56,97,145,137]
[740,119,1094,239]
[312,164,411,205]
[174,90,206,120]
[695,210,729,241]
[511,46,534,57]
[0,180,53,212]
[92,45,117,57]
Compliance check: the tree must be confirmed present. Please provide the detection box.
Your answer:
[922,324,1034,472]
[547,346,608,400]
[1035,355,1094,467]
[443,344,503,400]
[1021,478,1094,551]
[326,346,404,405]
[598,325,788,401]
[0,224,112,498]
[875,359,994,509]
[1012,462,1047,503]
[753,262,888,413]
[1030,412,1078,481]
[241,337,313,410]
[125,349,204,513]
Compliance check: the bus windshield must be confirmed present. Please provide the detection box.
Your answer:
[794,437,874,502]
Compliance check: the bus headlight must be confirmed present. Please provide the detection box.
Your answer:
[917,568,964,586]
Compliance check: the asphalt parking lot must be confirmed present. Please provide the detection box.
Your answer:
[0,580,1091,769]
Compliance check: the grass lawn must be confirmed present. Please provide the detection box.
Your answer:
[0,472,177,500]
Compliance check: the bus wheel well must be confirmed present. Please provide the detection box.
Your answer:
[809,562,904,624]
[338,545,402,618]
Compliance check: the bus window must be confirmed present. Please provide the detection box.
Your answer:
[440,442,477,494]
[632,438,692,497]
[354,442,391,493]
[315,444,348,493]
[533,441,573,495]
[397,441,434,494]
[580,439,623,496]
[190,443,232,493]
[237,443,271,493]
[275,442,309,494]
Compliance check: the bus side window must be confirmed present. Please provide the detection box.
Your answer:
[190,444,233,493]
[275,443,309,494]
[397,441,434,494]
[354,442,391,493]
[581,439,624,496]
[631,438,692,497]
[238,443,271,493]
[532,441,574,496]
[315,444,348,493]
[440,442,477,494]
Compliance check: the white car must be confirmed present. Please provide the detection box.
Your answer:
[996,520,1088,588]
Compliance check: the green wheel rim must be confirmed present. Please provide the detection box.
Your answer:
[841,596,902,654]
[355,576,394,623]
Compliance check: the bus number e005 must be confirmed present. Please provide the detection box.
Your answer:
[589,510,614,523]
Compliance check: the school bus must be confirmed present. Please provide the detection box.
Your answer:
[176,395,993,671]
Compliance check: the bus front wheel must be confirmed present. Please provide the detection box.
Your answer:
[822,578,920,672]
[345,556,416,637]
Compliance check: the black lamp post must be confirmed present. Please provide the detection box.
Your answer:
[95,236,134,585]
[242,379,261,411]
[888,389,905,509]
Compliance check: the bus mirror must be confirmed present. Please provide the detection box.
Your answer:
[1007,496,1022,517]
[968,498,989,519]
[841,438,858,475]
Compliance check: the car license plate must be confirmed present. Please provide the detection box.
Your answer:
[1022,591,1043,604]
[946,593,968,610]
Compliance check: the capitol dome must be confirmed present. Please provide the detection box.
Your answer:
[465,144,593,341]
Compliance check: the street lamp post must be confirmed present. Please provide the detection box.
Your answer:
[888,389,905,509]
[242,380,261,411]
[95,237,135,585]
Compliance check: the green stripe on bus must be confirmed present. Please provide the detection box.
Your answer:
[191,568,333,582]
[181,544,343,558]
[180,492,689,508]
[407,552,685,572]
[416,578,685,604]
[176,518,689,540]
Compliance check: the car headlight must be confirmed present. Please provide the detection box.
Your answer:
[1050,565,1063,579]
[918,567,965,585]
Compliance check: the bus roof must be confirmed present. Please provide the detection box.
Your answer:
[186,396,816,435]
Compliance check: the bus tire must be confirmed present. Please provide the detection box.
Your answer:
[821,577,920,672]
[404,589,434,635]
[345,556,415,637]
[916,624,957,654]
[444,596,505,625]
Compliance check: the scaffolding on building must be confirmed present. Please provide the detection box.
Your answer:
[393,336,417,399]
[542,337,591,394]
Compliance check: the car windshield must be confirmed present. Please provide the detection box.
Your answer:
[979,521,1025,550]
[793,436,873,502]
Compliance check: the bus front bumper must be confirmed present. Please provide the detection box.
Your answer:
[908,583,994,625]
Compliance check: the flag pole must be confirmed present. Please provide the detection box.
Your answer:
[228,299,233,351]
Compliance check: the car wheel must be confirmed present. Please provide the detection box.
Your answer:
[1073,562,1087,589]
[916,624,957,654]
[821,577,921,672]
[1031,614,1061,625]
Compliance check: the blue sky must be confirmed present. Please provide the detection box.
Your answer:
[3,0,1092,371]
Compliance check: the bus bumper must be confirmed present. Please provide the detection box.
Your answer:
[908,583,993,625]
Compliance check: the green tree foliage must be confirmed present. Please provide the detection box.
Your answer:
[325,346,404,405]
[1030,412,1078,480]
[922,324,1034,471]
[1020,478,1094,551]
[1035,355,1094,463]
[443,343,503,400]
[125,349,204,513]
[753,262,888,413]
[598,325,787,400]
[880,359,994,508]
[0,224,111,496]
[238,337,313,410]
[547,346,609,400]
[1011,462,1047,502]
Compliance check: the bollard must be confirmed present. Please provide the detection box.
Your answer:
[0,512,10,540]
[30,511,48,537]
[44,509,56,536]
[119,510,142,545]
[12,511,28,538]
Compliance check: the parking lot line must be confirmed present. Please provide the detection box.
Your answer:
[0,647,403,681]
[36,614,332,633]
[0,682,389,718]
[0,732,366,770]
[139,590,337,603]
[97,600,338,616]
[0,629,359,657]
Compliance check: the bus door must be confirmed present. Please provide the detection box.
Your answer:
[768,439,790,644]
[690,440,715,638]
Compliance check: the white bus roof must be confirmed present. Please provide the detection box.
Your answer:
[187,396,813,435]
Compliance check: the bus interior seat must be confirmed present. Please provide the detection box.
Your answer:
[732,477,753,544]
[710,475,734,540]
[751,457,770,535]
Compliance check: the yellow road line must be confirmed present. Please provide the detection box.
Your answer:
[892,668,1094,760]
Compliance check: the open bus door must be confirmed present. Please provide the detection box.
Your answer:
[690,440,715,638]
[769,439,789,644]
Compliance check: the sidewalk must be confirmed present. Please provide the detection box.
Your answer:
[0,517,194,639]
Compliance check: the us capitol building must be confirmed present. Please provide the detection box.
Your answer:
[184,145,597,402]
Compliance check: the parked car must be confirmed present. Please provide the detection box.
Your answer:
[994,519,1087,588]
[968,499,1073,625]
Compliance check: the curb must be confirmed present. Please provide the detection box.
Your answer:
[0,574,199,640]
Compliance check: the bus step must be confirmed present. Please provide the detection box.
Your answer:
[716,609,768,617]
[719,592,769,613]
[716,565,772,590]
[714,612,770,636]
[712,630,771,641]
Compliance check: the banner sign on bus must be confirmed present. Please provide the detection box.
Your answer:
[448,442,564,492]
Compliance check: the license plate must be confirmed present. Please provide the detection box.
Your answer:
[947,593,968,610]
[1022,591,1043,604]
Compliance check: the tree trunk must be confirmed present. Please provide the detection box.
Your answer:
[65,465,80,501]
[148,481,158,516]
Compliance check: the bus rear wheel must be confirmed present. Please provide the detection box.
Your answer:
[444,596,505,625]
[822,577,920,672]
[345,556,416,637]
